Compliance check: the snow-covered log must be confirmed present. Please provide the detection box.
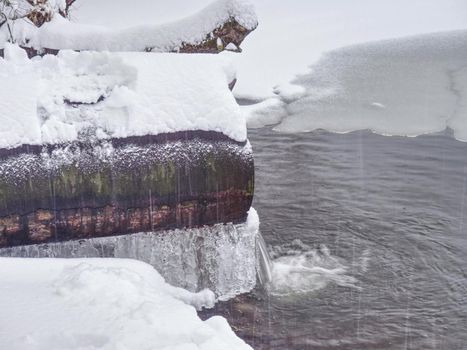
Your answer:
[0,0,257,57]
[0,46,254,248]
[0,132,254,248]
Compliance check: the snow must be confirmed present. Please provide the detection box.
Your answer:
[3,42,29,62]
[225,42,239,52]
[0,0,257,52]
[229,0,467,99]
[73,0,464,99]
[0,207,261,348]
[0,258,252,350]
[4,0,460,100]
[68,0,467,111]
[275,30,467,142]
[3,0,465,141]
[241,97,286,128]
[0,46,245,149]
[272,83,306,103]
[0,46,41,148]
[216,37,223,49]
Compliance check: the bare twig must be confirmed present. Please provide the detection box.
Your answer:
[0,13,7,28]
[58,0,76,17]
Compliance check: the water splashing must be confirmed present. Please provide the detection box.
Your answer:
[256,232,273,286]
[267,239,361,296]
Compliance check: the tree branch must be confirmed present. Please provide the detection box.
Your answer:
[0,13,6,28]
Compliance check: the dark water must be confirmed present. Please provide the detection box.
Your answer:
[201,128,467,349]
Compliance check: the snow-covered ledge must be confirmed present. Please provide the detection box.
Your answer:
[0,0,258,56]
[0,45,254,249]
[0,45,246,148]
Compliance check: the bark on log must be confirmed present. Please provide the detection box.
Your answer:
[0,131,254,248]
[177,20,250,54]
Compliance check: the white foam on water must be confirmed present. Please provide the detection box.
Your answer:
[267,240,361,296]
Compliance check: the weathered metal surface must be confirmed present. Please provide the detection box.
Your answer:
[0,131,254,248]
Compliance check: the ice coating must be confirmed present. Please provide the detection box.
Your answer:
[0,214,259,300]
[0,258,253,350]
[0,46,246,149]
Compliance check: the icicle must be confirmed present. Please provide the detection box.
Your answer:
[0,220,259,300]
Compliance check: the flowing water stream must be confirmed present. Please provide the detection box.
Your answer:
[199,30,467,349]
[200,128,467,350]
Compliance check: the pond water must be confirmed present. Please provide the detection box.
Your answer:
[201,128,467,349]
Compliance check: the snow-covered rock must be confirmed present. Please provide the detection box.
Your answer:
[0,45,246,149]
[0,258,253,350]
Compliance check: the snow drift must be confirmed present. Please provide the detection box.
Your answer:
[0,257,253,350]
[0,44,245,149]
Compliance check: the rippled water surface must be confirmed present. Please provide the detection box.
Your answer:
[201,128,467,349]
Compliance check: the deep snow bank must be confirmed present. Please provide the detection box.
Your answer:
[275,30,467,142]
[0,44,245,149]
[0,258,253,350]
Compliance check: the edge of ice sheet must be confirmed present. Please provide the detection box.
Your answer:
[248,30,467,143]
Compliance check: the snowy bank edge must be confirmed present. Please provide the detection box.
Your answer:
[0,257,253,349]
